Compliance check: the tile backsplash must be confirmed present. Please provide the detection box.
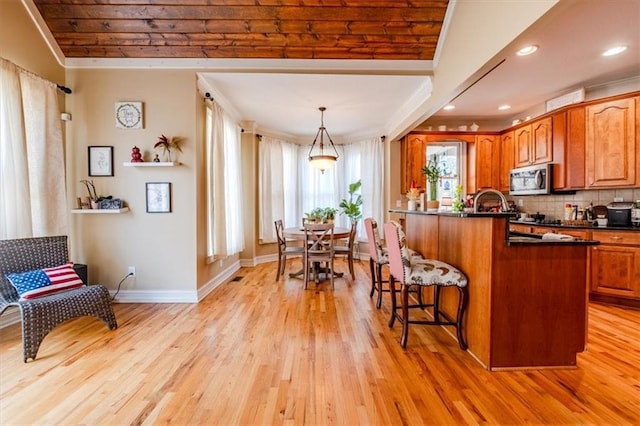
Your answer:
[507,188,640,220]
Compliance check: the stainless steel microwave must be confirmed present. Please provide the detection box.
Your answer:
[509,163,552,195]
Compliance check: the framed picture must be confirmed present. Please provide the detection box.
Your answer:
[146,182,171,213]
[115,101,143,129]
[88,146,114,176]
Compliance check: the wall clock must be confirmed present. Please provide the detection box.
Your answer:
[115,102,143,129]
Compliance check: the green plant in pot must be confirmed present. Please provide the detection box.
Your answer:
[422,157,443,210]
[323,207,338,223]
[339,179,363,223]
[305,207,325,223]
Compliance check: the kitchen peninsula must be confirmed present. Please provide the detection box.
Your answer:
[388,209,597,371]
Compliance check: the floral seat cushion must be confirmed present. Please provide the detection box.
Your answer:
[405,258,468,287]
[390,220,468,288]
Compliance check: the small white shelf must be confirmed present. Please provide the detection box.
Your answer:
[123,162,180,167]
[71,208,129,214]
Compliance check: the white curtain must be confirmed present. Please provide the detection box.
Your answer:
[258,137,304,242]
[258,135,384,242]
[0,58,68,239]
[205,100,244,259]
[359,137,385,236]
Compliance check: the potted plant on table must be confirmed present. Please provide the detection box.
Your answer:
[323,207,338,223]
[422,157,443,211]
[305,207,325,224]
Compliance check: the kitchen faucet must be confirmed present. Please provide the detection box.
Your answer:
[473,189,509,213]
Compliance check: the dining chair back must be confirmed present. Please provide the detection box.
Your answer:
[333,220,357,280]
[274,220,304,281]
[364,218,389,308]
[303,223,335,289]
[383,220,469,349]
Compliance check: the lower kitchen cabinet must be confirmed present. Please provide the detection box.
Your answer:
[590,230,640,304]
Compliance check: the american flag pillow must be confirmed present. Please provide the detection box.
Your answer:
[6,262,84,300]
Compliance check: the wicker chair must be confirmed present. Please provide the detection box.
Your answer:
[0,236,118,362]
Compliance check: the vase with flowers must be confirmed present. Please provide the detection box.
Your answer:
[154,134,183,162]
[406,184,420,211]
[422,156,443,211]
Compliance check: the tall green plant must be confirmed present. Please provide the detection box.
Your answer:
[422,156,442,201]
[339,179,363,223]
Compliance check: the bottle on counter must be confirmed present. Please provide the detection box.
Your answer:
[564,203,573,220]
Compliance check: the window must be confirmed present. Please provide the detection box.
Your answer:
[258,135,384,243]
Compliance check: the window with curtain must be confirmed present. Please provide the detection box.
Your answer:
[258,135,384,243]
[205,100,244,260]
[0,58,68,239]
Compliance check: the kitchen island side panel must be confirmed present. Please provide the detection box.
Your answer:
[399,211,590,370]
[492,243,588,369]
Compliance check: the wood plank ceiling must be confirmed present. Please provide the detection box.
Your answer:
[32,0,449,60]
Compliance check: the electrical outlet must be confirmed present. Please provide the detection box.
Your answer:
[128,266,136,277]
[614,197,623,202]
[518,199,524,207]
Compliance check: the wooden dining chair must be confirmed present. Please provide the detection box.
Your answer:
[303,223,335,289]
[274,220,305,281]
[333,220,357,280]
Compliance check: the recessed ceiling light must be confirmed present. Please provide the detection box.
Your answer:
[516,45,539,56]
[443,104,455,111]
[602,45,627,56]
[498,104,511,111]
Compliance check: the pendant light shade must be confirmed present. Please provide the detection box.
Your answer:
[308,107,339,173]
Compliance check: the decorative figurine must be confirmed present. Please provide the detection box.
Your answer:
[153,153,160,162]
[131,146,143,162]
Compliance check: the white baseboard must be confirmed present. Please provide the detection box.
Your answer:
[111,289,199,303]
[197,258,241,301]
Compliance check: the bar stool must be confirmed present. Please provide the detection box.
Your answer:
[383,221,468,349]
[365,218,426,309]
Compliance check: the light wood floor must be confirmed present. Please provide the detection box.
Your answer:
[1,259,639,425]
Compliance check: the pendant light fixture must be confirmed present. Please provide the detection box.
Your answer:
[308,106,339,173]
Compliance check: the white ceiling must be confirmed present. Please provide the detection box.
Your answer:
[433,0,640,122]
[200,67,432,142]
[199,0,640,142]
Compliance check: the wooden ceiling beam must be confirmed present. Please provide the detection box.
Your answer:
[45,19,442,36]
[60,45,435,60]
[35,5,446,22]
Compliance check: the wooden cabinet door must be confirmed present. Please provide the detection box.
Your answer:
[590,245,640,298]
[552,107,586,190]
[400,134,426,194]
[531,117,553,164]
[499,131,514,192]
[514,125,532,168]
[475,135,500,190]
[586,97,637,187]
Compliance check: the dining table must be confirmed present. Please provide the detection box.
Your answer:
[283,226,351,281]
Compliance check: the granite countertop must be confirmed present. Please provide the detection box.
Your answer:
[509,219,640,232]
[506,231,599,246]
[389,209,517,218]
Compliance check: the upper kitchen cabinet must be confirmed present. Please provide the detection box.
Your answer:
[499,131,514,192]
[514,117,553,168]
[586,96,638,188]
[473,135,501,191]
[552,107,586,190]
[400,133,427,194]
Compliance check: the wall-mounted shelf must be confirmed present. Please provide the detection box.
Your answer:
[123,162,180,167]
[71,208,129,214]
